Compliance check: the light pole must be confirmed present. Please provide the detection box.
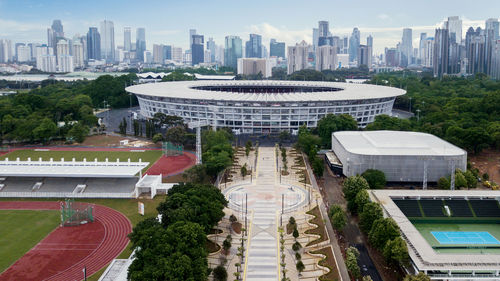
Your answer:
[408,97,412,113]
[416,109,421,122]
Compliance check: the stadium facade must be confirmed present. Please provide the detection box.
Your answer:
[126,81,405,134]
[331,131,467,182]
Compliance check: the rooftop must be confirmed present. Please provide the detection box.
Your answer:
[333,131,466,157]
[126,80,405,102]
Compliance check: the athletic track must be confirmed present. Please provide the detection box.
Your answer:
[0,201,132,281]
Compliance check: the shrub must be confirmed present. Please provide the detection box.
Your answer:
[295,252,301,260]
[361,169,386,189]
[437,177,450,189]
[292,241,302,252]
[213,265,228,281]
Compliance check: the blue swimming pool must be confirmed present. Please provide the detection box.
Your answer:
[431,231,500,245]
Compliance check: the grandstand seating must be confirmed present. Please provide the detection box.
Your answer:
[393,199,423,217]
[420,199,446,217]
[444,199,474,217]
[469,199,500,217]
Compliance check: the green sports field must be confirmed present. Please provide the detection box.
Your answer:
[0,210,60,273]
[0,149,163,173]
[413,222,500,254]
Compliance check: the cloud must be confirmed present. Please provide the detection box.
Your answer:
[246,22,312,45]
[377,14,390,20]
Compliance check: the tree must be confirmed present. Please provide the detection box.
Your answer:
[292,241,302,252]
[369,218,400,250]
[361,169,386,189]
[343,176,370,212]
[437,177,450,189]
[165,125,187,145]
[331,209,347,231]
[346,247,361,278]
[33,118,57,143]
[222,238,232,254]
[455,171,467,189]
[240,164,248,178]
[403,273,431,281]
[328,204,343,218]
[383,236,409,265]
[152,133,164,143]
[279,130,291,144]
[213,265,228,281]
[317,114,358,147]
[67,123,89,143]
[296,260,305,274]
[463,170,477,189]
[182,165,209,184]
[292,227,299,240]
[354,189,370,214]
[311,156,324,177]
[359,202,383,234]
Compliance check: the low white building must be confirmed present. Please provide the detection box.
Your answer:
[331,131,467,182]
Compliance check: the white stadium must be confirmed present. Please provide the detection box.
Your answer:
[126,80,405,134]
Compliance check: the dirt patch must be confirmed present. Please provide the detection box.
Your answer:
[79,135,125,146]
[310,246,341,281]
[231,222,242,234]
[469,149,500,184]
[162,173,185,183]
[305,206,327,246]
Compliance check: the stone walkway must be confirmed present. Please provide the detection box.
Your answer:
[246,146,278,281]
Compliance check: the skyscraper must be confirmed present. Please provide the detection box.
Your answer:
[191,34,204,65]
[312,28,319,51]
[348,28,360,62]
[245,34,262,58]
[287,41,309,74]
[136,28,146,62]
[419,33,427,63]
[401,28,413,66]
[318,21,329,37]
[189,29,197,47]
[87,27,101,60]
[47,20,64,55]
[486,18,500,40]
[315,45,337,71]
[446,16,462,44]
[357,45,371,67]
[124,27,131,51]
[100,20,115,62]
[270,39,285,58]
[207,38,216,62]
[433,28,449,78]
[224,36,243,70]
[72,41,84,68]
[424,38,434,67]
[365,36,373,67]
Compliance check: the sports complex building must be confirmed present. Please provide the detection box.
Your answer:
[330,131,467,183]
[126,80,405,134]
[370,189,500,280]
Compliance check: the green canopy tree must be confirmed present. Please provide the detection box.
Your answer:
[317,114,358,147]
[383,236,409,265]
[343,176,370,212]
[361,169,386,189]
[369,218,400,250]
[359,202,383,234]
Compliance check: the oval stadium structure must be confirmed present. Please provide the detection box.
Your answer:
[126,80,405,134]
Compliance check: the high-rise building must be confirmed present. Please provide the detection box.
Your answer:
[245,34,262,58]
[419,33,427,63]
[348,28,360,62]
[318,21,329,37]
[72,41,84,68]
[312,28,319,51]
[385,48,398,67]
[172,47,183,63]
[446,16,462,44]
[124,27,131,51]
[270,39,285,58]
[87,27,101,60]
[164,45,172,60]
[433,28,449,78]
[315,45,337,71]
[136,28,146,62]
[490,40,500,80]
[47,20,64,49]
[207,38,216,62]
[237,58,272,78]
[486,18,500,40]
[16,44,31,62]
[100,20,115,62]
[287,41,309,74]
[35,45,56,72]
[366,35,373,67]
[191,34,204,65]
[466,28,486,74]
[341,36,348,54]
[224,36,243,70]
[153,44,164,64]
[357,45,371,67]
[424,37,434,67]
[56,39,73,72]
[401,28,413,67]
[189,29,197,47]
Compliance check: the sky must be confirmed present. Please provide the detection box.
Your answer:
[0,0,499,54]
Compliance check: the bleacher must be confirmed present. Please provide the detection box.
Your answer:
[393,199,423,217]
[420,199,445,217]
[444,199,474,217]
[469,199,500,217]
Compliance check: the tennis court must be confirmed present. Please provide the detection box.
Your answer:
[431,231,500,245]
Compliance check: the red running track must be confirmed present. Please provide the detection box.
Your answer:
[145,151,196,177]
[0,201,132,281]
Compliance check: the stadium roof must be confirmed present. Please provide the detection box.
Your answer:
[125,80,405,102]
[333,131,466,157]
[0,160,149,178]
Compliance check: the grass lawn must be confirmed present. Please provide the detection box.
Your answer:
[0,196,166,280]
[0,210,60,273]
[0,149,162,173]
[305,206,328,246]
[310,246,341,281]
[413,222,500,254]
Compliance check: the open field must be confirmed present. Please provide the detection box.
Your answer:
[0,149,162,173]
[413,222,500,254]
[0,210,60,273]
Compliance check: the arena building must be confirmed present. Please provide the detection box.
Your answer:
[370,189,500,280]
[331,131,467,183]
[126,80,405,134]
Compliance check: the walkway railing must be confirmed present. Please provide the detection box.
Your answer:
[0,191,135,198]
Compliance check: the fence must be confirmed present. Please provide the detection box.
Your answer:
[0,191,135,198]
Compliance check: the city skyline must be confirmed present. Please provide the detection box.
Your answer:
[0,0,498,54]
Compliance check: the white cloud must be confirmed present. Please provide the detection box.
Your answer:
[245,22,312,45]
[377,14,390,20]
